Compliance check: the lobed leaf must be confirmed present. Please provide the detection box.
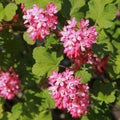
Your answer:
[4,3,17,21]
[113,55,120,78]
[75,68,91,83]
[92,81,116,104]
[0,3,4,21]
[38,90,55,109]
[23,32,35,45]
[70,0,85,20]
[87,0,116,28]
[15,0,62,10]
[32,46,63,77]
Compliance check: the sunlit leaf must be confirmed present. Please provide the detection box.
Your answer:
[23,32,35,45]
[0,3,4,21]
[87,0,116,28]
[32,46,63,77]
[70,0,85,20]
[4,3,17,21]
[75,68,91,83]
[113,55,120,78]
[0,98,4,119]
[15,0,62,10]
[8,103,22,120]
[38,90,55,109]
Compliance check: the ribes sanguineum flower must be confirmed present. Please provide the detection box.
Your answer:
[48,69,89,118]
[60,17,97,60]
[0,68,21,100]
[60,17,98,69]
[22,3,58,40]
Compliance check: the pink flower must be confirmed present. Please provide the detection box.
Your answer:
[48,69,89,118]
[21,3,26,14]
[0,68,21,100]
[80,19,89,29]
[47,16,58,29]
[60,17,98,69]
[67,17,77,28]
[46,2,58,16]
[22,3,58,40]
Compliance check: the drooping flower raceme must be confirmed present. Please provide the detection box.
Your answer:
[60,17,98,68]
[22,3,58,40]
[0,68,21,100]
[48,69,89,118]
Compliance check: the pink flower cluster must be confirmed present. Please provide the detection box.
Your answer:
[60,17,98,59]
[48,69,89,118]
[0,68,21,100]
[23,3,58,40]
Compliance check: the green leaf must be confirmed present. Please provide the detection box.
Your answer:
[87,0,116,28]
[15,0,46,8]
[93,29,114,55]
[38,90,55,109]
[113,27,120,39]
[45,34,61,49]
[81,115,89,120]
[116,0,120,3]
[97,91,115,104]
[0,98,4,119]
[8,103,22,120]
[22,88,54,119]
[35,110,52,120]
[98,4,116,28]
[70,0,85,20]
[19,115,30,120]
[112,40,120,53]
[113,55,120,78]
[0,104,3,119]
[61,0,85,19]
[32,46,63,77]
[97,39,114,53]
[75,68,91,83]
[23,32,35,45]
[116,95,120,105]
[92,81,116,104]
[15,0,62,10]
[0,3,4,21]
[50,0,62,11]
[4,3,17,21]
